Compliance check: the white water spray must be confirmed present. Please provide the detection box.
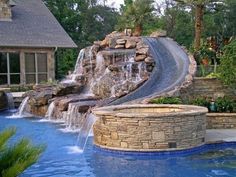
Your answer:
[6,92,15,109]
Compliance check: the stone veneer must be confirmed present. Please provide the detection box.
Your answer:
[93,104,208,152]
[180,77,236,100]
[207,113,236,129]
[0,0,12,21]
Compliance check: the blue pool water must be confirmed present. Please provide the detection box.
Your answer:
[1,111,236,177]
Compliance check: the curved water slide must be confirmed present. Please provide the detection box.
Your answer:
[109,37,196,105]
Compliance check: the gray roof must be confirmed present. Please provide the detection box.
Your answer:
[0,0,77,48]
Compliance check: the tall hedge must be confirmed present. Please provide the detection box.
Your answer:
[218,40,236,88]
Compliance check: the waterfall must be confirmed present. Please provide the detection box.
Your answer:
[89,46,94,74]
[64,103,87,131]
[76,113,98,152]
[6,92,15,109]
[45,102,55,120]
[73,49,85,75]
[135,62,143,83]
[95,52,105,73]
[17,96,29,116]
[61,49,85,83]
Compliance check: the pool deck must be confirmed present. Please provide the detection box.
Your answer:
[206,129,236,143]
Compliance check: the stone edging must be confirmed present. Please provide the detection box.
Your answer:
[93,104,208,118]
[93,104,207,152]
[207,113,236,129]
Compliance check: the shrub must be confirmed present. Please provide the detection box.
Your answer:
[150,97,182,104]
[218,40,236,88]
[188,97,210,109]
[215,97,236,113]
[206,72,220,79]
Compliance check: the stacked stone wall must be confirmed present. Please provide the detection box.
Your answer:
[180,77,236,100]
[93,105,207,152]
[207,113,236,129]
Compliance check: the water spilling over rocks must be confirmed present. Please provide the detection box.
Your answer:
[14,30,197,152]
[23,31,154,123]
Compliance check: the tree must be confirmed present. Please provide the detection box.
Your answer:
[156,1,194,48]
[174,0,220,51]
[218,40,236,88]
[43,0,118,77]
[117,0,155,36]
[0,127,45,177]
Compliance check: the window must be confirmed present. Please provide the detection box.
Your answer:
[0,52,20,85]
[25,53,48,84]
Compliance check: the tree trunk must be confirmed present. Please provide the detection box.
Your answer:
[133,24,142,36]
[194,4,204,51]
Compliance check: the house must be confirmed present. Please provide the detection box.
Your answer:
[0,0,77,86]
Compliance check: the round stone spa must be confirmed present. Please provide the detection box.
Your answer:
[93,104,208,152]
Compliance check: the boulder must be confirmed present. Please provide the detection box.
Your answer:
[135,55,146,62]
[100,38,109,48]
[108,65,121,72]
[125,39,136,49]
[136,41,149,49]
[145,57,155,64]
[115,45,125,49]
[124,29,132,36]
[108,38,117,48]
[0,91,8,111]
[116,39,126,45]
[150,30,167,37]
[94,41,101,45]
[136,47,149,55]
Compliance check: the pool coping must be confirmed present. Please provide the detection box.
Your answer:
[93,104,208,118]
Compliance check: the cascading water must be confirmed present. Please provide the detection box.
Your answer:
[89,46,94,74]
[63,103,87,131]
[6,92,15,109]
[135,62,143,83]
[45,102,55,120]
[16,96,29,117]
[75,112,97,152]
[61,49,85,83]
[73,49,85,75]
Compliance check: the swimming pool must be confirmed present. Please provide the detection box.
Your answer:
[1,111,236,177]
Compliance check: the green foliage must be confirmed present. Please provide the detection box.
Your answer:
[165,7,194,48]
[150,97,183,104]
[218,40,236,88]
[43,0,118,77]
[151,96,236,113]
[189,97,210,108]
[56,49,78,79]
[206,72,220,78]
[215,97,236,113]
[195,42,215,63]
[0,127,45,177]
[116,0,155,34]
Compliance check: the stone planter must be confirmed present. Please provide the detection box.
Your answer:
[93,104,208,152]
[207,113,236,129]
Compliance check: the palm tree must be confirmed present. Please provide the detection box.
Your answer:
[0,127,45,177]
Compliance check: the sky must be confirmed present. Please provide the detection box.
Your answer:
[106,0,124,9]
[106,0,165,9]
